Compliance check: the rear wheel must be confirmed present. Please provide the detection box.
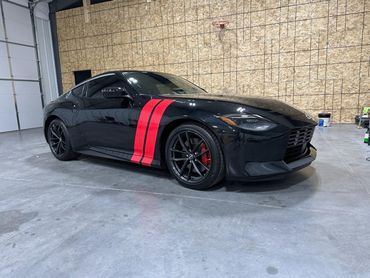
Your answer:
[47,119,78,161]
[165,124,225,190]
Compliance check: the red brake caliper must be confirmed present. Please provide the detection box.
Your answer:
[200,143,211,167]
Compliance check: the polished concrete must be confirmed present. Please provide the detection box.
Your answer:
[0,124,369,277]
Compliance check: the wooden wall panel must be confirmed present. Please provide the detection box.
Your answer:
[56,0,370,122]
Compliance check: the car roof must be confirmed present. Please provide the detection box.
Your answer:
[68,70,171,92]
[95,70,168,76]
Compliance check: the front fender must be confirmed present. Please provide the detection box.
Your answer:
[154,107,237,168]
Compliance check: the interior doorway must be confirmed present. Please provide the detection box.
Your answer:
[74,70,91,85]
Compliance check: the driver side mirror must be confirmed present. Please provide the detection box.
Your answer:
[101,87,132,100]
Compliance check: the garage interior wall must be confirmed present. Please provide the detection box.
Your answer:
[56,0,370,122]
[0,0,58,133]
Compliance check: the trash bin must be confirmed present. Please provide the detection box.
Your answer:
[318,112,331,127]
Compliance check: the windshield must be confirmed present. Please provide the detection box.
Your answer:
[123,72,207,95]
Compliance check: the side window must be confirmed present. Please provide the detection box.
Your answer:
[85,75,126,99]
[71,84,85,97]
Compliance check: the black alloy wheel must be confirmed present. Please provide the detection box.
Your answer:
[47,119,77,161]
[166,124,225,190]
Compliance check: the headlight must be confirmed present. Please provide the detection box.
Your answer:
[219,114,277,131]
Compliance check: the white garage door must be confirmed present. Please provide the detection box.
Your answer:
[0,0,43,132]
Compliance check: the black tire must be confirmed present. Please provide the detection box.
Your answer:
[47,119,78,161]
[165,123,225,190]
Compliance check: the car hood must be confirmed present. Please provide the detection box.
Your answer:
[161,94,317,127]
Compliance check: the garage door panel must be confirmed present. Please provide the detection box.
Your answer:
[7,0,29,7]
[0,5,5,40]
[0,80,13,93]
[3,2,31,23]
[14,80,40,94]
[18,111,42,129]
[0,93,16,114]
[1,1,44,133]
[14,81,43,129]
[14,81,42,112]
[11,58,38,80]
[0,81,16,114]
[0,43,11,78]
[5,20,34,45]
[9,44,36,62]
[16,94,42,114]
[0,111,18,132]
[3,2,33,45]
[0,81,18,132]
[9,44,38,80]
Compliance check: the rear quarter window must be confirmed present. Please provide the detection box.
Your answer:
[71,84,85,97]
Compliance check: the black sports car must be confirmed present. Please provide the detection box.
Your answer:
[44,71,317,189]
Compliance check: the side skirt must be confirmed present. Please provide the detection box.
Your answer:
[77,146,162,168]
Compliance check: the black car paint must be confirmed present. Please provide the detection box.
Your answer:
[44,71,317,180]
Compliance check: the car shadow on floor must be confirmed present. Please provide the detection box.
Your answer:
[75,154,318,194]
[24,151,319,215]
[78,154,172,179]
[217,167,317,193]
[26,151,318,196]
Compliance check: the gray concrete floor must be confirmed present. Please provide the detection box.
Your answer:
[0,125,369,277]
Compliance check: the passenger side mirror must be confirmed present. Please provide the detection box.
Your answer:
[101,87,131,99]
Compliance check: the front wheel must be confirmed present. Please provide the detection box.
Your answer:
[47,119,78,161]
[165,124,225,190]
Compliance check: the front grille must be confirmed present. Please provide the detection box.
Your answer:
[284,126,315,163]
[287,126,314,147]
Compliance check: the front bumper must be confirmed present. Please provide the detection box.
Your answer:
[226,145,317,181]
[245,145,316,176]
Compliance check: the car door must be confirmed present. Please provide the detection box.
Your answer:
[77,74,137,157]
[66,83,88,149]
